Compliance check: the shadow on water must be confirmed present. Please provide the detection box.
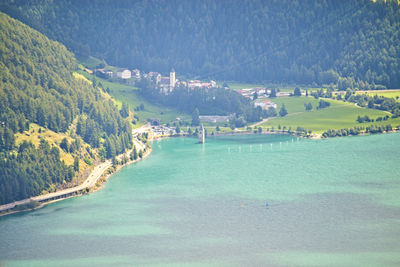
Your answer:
[29,206,68,217]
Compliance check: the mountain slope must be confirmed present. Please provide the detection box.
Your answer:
[1,0,399,88]
[0,12,132,204]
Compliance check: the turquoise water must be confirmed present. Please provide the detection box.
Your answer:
[1,133,400,266]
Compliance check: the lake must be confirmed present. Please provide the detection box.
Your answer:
[1,133,400,266]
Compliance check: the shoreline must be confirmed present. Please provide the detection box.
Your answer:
[0,131,151,217]
[160,126,400,142]
[207,126,400,140]
[90,147,152,195]
[2,126,398,217]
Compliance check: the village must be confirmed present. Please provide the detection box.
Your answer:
[92,67,285,114]
[95,67,216,93]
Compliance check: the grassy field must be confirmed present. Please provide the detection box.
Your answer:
[218,82,323,93]
[73,72,92,84]
[220,82,296,92]
[260,97,400,134]
[77,70,190,124]
[77,57,396,133]
[219,82,266,90]
[109,84,190,124]
[267,85,321,93]
[266,96,320,114]
[77,56,119,72]
[14,123,91,170]
[356,90,400,102]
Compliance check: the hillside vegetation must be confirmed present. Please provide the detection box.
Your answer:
[357,90,400,102]
[0,12,132,204]
[261,97,400,134]
[1,0,399,88]
[77,69,190,124]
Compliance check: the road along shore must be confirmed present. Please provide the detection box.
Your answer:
[0,126,151,217]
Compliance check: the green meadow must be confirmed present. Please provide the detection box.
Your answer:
[77,70,190,125]
[260,97,400,134]
[223,82,265,90]
[356,90,400,102]
[77,57,400,133]
[267,96,320,114]
[220,82,322,93]
[108,83,190,124]
[77,56,119,72]
[77,56,103,69]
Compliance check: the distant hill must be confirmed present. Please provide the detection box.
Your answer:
[0,12,132,204]
[1,0,399,88]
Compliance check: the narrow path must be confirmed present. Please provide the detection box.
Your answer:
[253,99,373,127]
[250,118,272,127]
[0,126,149,213]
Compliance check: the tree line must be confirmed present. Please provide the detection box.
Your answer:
[310,87,400,117]
[322,125,394,138]
[0,12,132,204]
[346,93,400,117]
[1,0,399,88]
[136,78,277,126]
[0,140,74,204]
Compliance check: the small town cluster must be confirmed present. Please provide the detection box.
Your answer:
[93,67,278,111]
[95,67,216,94]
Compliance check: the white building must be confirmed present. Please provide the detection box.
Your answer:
[276,92,291,97]
[188,80,202,89]
[157,69,177,94]
[199,115,231,123]
[149,72,161,83]
[159,77,170,93]
[117,69,131,79]
[254,99,277,110]
[104,69,113,77]
[170,68,176,89]
[238,87,267,98]
[237,89,254,98]
[96,68,113,78]
[254,87,266,95]
[132,69,141,79]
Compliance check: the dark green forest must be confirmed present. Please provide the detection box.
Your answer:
[0,140,75,204]
[1,0,399,88]
[136,79,271,125]
[0,12,132,204]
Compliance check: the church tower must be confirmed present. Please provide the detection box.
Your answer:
[170,68,176,90]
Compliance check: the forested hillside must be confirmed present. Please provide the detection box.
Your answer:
[137,79,267,126]
[0,12,132,204]
[1,0,399,88]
